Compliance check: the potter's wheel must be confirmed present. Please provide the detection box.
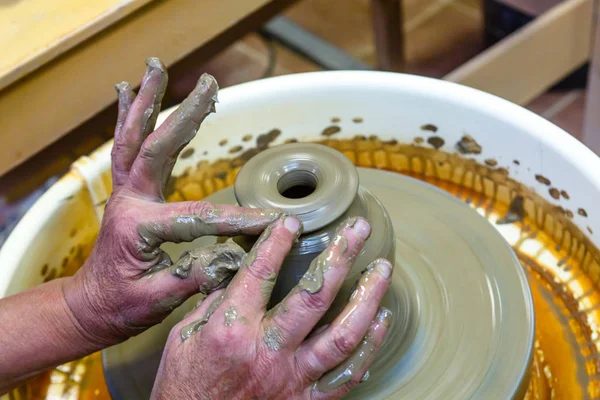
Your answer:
[104,164,533,399]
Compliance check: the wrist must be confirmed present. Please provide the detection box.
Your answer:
[62,270,128,349]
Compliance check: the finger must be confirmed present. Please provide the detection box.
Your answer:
[114,82,136,139]
[311,307,392,399]
[261,218,370,349]
[144,242,245,315]
[128,73,218,199]
[223,215,302,323]
[136,201,282,260]
[112,81,136,186]
[296,259,392,380]
[112,57,168,187]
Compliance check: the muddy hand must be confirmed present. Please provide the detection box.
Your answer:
[62,57,281,347]
[152,216,393,400]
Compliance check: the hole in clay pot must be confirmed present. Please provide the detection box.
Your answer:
[278,170,318,199]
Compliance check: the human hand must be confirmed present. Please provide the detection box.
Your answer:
[151,215,393,399]
[62,58,281,348]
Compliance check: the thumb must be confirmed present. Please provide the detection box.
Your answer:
[147,242,245,314]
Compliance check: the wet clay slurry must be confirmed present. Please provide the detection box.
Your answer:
[19,137,600,399]
[315,307,392,392]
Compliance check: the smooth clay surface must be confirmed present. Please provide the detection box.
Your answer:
[103,168,533,400]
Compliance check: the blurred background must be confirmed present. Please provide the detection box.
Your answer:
[0,0,595,246]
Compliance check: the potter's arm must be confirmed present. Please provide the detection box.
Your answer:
[0,278,98,391]
[0,59,280,394]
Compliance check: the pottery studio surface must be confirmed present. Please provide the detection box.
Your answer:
[2,72,599,399]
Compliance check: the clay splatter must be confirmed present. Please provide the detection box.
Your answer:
[456,135,482,154]
[229,145,243,154]
[485,159,498,167]
[180,148,195,159]
[549,188,560,200]
[578,208,588,217]
[497,195,525,225]
[331,117,341,123]
[426,136,445,149]
[352,117,363,123]
[560,190,570,200]
[414,137,424,144]
[284,138,298,144]
[566,210,574,219]
[257,129,281,150]
[421,124,438,132]
[535,175,551,186]
[322,126,342,137]
[243,134,253,142]
[219,139,228,146]
[513,160,520,165]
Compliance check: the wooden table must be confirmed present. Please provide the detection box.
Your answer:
[0,0,294,176]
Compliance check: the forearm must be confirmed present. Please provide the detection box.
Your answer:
[0,277,100,394]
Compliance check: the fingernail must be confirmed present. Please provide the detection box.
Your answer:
[284,215,301,233]
[352,218,371,239]
[377,307,393,327]
[375,258,392,279]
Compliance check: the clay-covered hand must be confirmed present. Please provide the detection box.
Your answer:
[62,58,281,348]
[152,215,393,399]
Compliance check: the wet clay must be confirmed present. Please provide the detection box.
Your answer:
[243,134,253,142]
[413,137,424,144]
[315,308,392,392]
[224,306,237,326]
[421,124,438,132]
[263,325,286,351]
[261,272,277,302]
[140,57,168,137]
[219,139,228,146]
[298,217,359,294]
[170,242,245,293]
[456,134,482,154]
[353,118,363,124]
[484,158,497,167]
[331,117,341,123]
[322,126,342,137]
[561,190,570,200]
[241,223,275,268]
[138,208,280,258]
[578,208,588,217]
[360,370,370,382]
[426,136,445,150]
[229,145,243,154]
[180,294,224,341]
